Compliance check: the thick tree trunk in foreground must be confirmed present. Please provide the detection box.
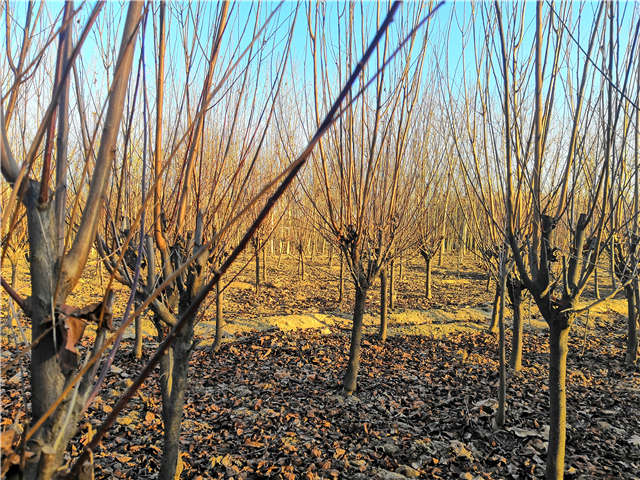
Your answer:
[379,270,388,341]
[10,3,141,476]
[158,318,195,480]
[507,277,524,371]
[24,189,66,479]
[546,318,570,480]
[343,284,367,394]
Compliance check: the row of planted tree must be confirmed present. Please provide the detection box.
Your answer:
[1,1,638,479]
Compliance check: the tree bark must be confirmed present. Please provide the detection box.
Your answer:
[255,243,260,294]
[422,253,432,299]
[134,313,143,359]
[593,267,600,298]
[489,281,500,334]
[158,318,194,480]
[546,319,570,480]
[379,270,388,341]
[625,284,638,366]
[438,237,445,266]
[24,186,65,479]
[389,260,395,309]
[610,239,616,293]
[508,277,524,371]
[338,253,344,304]
[496,273,507,428]
[343,284,367,394]
[212,279,223,353]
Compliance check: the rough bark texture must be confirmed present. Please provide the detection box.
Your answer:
[158,316,195,480]
[343,284,367,394]
[24,184,66,479]
[546,319,570,480]
[379,270,388,341]
[507,277,524,371]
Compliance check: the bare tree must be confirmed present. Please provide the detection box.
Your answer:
[96,3,299,478]
[489,2,639,477]
[304,1,443,392]
[1,3,143,477]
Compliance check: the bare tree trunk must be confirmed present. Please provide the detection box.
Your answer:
[343,283,367,394]
[507,277,524,371]
[338,252,344,304]
[489,281,500,334]
[438,237,445,266]
[546,319,570,480]
[262,245,266,282]
[24,190,64,479]
[300,249,304,280]
[212,279,223,353]
[625,284,638,366]
[496,273,507,428]
[134,310,143,359]
[421,252,432,299]
[255,242,260,294]
[158,318,194,480]
[593,267,600,298]
[389,260,395,310]
[610,239,616,293]
[379,270,388,341]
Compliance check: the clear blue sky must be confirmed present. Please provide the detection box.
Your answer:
[2,1,638,138]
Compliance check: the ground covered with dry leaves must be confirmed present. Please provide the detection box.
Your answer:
[2,317,639,479]
[2,255,640,479]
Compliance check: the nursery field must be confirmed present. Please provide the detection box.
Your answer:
[3,253,639,479]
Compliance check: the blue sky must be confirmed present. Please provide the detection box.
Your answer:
[2,1,638,144]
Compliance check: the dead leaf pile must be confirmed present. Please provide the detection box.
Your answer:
[4,316,638,479]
